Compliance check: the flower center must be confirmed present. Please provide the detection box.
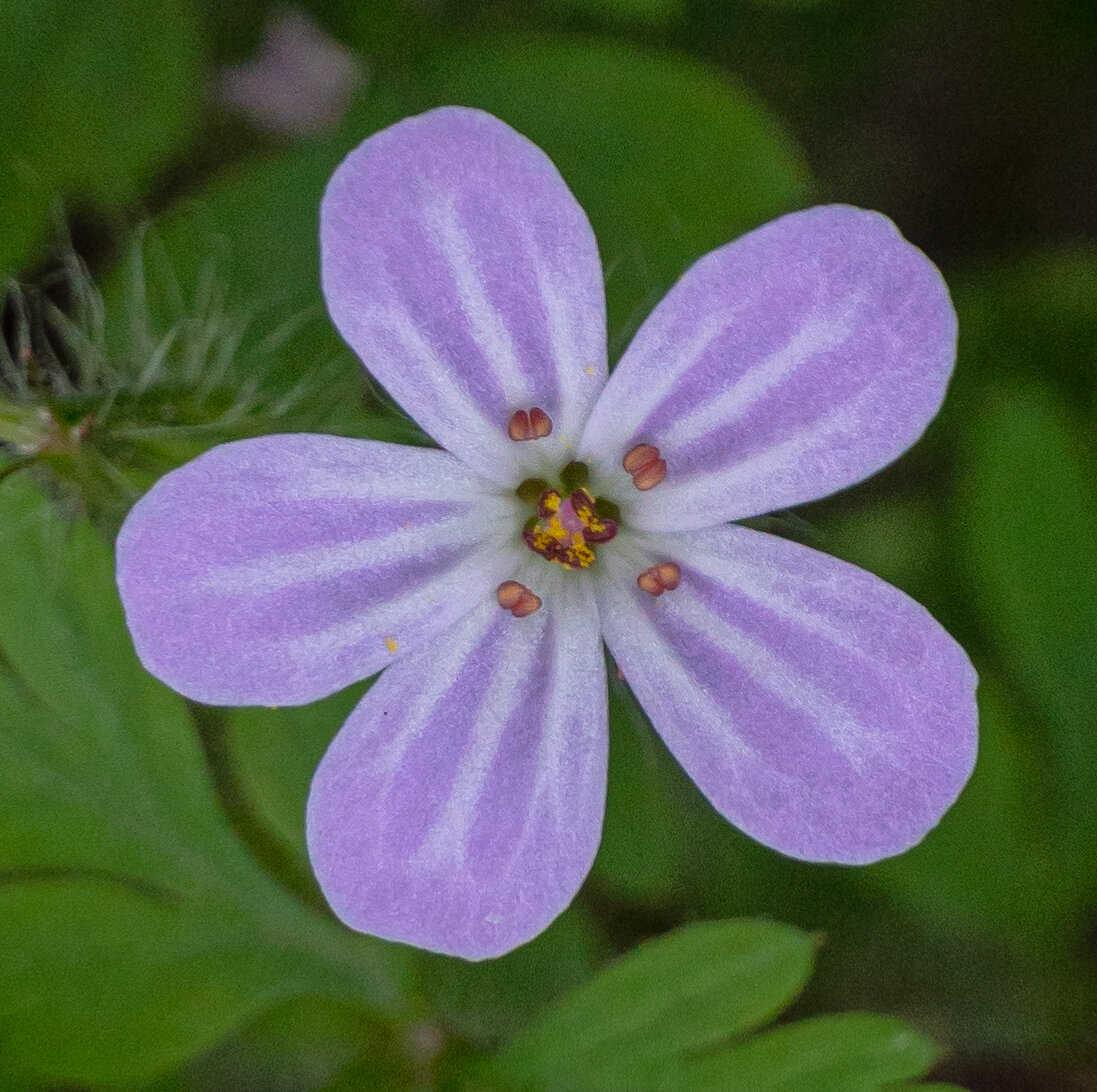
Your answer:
[517,462,618,570]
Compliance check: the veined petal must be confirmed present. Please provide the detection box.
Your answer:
[581,206,957,529]
[306,570,606,959]
[597,525,977,863]
[116,434,523,707]
[321,107,607,484]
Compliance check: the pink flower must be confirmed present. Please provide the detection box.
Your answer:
[117,108,977,960]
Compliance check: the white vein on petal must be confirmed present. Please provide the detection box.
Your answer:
[634,384,880,528]
[413,613,542,870]
[267,541,522,662]
[659,578,880,769]
[517,217,605,441]
[353,306,518,481]
[599,558,755,765]
[516,576,604,863]
[651,530,882,667]
[655,301,861,451]
[582,308,743,457]
[422,192,529,407]
[198,509,506,594]
[373,610,499,838]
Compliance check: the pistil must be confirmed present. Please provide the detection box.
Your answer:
[522,486,618,570]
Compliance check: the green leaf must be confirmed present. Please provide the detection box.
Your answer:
[422,906,608,1046]
[0,480,410,1084]
[548,0,684,26]
[225,686,366,860]
[179,995,404,1092]
[864,674,1077,959]
[592,668,689,902]
[686,1014,939,1092]
[494,919,814,1091]
[814,497,940,609]
[958,383,1097,862]
[0,149,51,278]
[0,0,202,206]
[950,252,1097,409]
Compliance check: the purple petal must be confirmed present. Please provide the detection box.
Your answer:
[306,573,606,959]
[116,435,524,707]
[321,107,607,484]
[598,525,977,863]
[581,206,957,529]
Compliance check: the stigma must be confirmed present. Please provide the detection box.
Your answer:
[523,486,618,570]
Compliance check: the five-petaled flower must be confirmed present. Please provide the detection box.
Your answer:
[117,107,978,960]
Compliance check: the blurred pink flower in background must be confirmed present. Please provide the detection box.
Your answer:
[220,8,364,137]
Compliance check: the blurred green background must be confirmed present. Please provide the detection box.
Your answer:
[1,0,1095,1089]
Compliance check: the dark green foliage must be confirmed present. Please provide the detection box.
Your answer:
[1,0,1095,1087]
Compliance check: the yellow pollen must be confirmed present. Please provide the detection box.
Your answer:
[385,637,398,654]
[523,484,618,570]
[546,515,567,541]
[571,543,595,567]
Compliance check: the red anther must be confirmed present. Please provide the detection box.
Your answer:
[623,443,667,490]
[508,407,553,442]
[497,580,542,617]
[528,407,552,438]
[497,581,525,609]
[508,410,531,441]
[655,561,680,590]
[637,561,681,597]
[632,458,667,491]
[511,589,543,617]
[622,443,659,474]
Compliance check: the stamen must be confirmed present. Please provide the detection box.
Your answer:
[522,486,617,569]
[508,407,553,441]
[507,410,531,441]
[655,561,680,589]
[623,443,667,490]
[560,460,589,492]
[516,477,550,504]
[622,443,659,473]
[529,407,552,438]
[497,580,542,617]
[636,561,681,597]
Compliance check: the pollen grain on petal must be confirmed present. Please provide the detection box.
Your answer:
[637,561,681,597]
[511,589,543,617]
[385,636,398,654]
